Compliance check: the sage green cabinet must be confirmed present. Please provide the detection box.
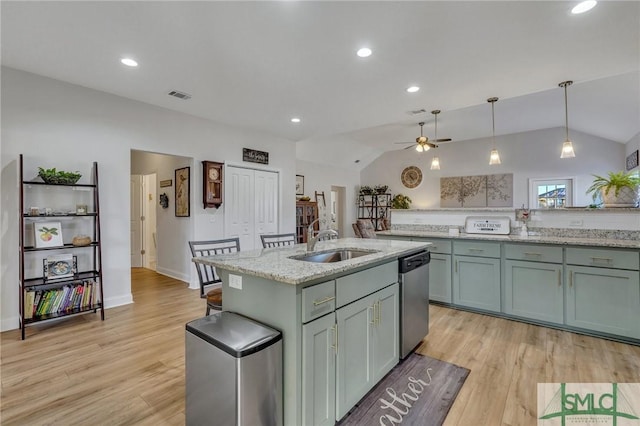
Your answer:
[504,260,563,324]
[566,266,640,339]
[335,283,399,421]
[453,254,501,312]
[429,253,452,303]
[302,313,336,426]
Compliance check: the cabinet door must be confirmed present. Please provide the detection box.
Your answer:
[566,266,640,339]
[429,254,452,303]
[372,283,399,382]
[504,260,563,324]
[302,313,336,426]
[335,294,373,420]
[453,255,501,312]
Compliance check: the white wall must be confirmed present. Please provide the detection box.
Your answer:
[1,67,296,330]
[296,160,361,236]
[361,127,626,209]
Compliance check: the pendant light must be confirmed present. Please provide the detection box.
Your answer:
[559,80,576,158]
[487,97,501,165]
[430,110,441,170]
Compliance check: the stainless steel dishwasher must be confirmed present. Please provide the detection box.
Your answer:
[398,250,430,359]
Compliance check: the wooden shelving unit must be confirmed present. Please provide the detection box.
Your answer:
[295,201,318,243]
[357,193,391,231]
[18,154,105,340]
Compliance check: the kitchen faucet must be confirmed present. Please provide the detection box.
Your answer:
[307,218,339,251]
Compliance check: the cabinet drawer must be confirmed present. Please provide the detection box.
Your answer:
[302,280,335,323]
[505,244,562,263]
[566,247,639,270]
[453,241,500,258]
[336,262,397,308]
[412,238,451,254]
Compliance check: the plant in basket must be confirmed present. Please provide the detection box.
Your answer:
[38,167,82,185]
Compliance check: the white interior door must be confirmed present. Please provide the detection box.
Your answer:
[225,166,255,250]
[143,173,157,270]
[254,170,279,248]
[130,174,143,267]
[225,166,280,251]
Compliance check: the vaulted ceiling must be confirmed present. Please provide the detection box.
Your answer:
[2,1,638,167]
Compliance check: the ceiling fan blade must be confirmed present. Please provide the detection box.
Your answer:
[403,144,416,150]
[434,138,452,142]
[394,141,414,145]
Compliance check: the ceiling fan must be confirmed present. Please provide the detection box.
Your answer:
[396,110,452,151]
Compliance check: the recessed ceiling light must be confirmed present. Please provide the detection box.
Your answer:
[571,1,597,14]
[406,86,420,93]
[291,117,301,123]
[121,58,138,67]
[356,47,372,58]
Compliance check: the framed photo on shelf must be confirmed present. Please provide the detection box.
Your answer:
[175,166,190,217]
[296,175,304,196]
[33,221,64,248]
[43,254,77,281]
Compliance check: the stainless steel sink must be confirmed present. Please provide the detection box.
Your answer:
[290,249,379,263]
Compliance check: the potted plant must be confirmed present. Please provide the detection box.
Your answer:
[586,171,640,207]
[391,194,412,209]
[359,185,373,196]
[38,167,82,185]
[374,184,388,195]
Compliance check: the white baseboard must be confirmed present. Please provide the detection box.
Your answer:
[1,316,19,332]
[155,266,192,285]
[104,294,134,309]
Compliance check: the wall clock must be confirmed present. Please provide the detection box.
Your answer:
[401,166,422,189]
[202,161,224,208]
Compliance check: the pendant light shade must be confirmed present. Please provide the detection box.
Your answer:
[487,97,501,165]
[559,80,576,158]
[415,144,424,152]
[430,156,440,170]
[431,109,442,170]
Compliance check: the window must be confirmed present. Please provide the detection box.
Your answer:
[529,178,574,209]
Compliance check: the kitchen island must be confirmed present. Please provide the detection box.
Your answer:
[193,237,430,426]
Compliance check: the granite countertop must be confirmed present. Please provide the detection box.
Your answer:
[376,230,640,249]
[192,238,430,285]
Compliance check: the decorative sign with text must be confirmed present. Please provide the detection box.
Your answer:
[243,148,269,165]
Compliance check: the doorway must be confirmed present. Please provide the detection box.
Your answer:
[130,173,158,270]
[330,186,346,237]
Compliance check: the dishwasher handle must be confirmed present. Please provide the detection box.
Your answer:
[399,251,430,273]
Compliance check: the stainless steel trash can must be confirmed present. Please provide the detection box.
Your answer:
[186,311,283,426]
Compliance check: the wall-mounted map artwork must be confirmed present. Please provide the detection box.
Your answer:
[440,173,513,207]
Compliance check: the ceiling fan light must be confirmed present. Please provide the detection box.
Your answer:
[430,156,440,170]
[489,149,502,165]
[415,144,423,152]
[561,140,576,158]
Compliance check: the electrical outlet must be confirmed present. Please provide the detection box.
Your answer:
[569,219,584,227]
[229,274,242,290]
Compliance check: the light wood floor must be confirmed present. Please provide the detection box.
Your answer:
[2,269,639,425]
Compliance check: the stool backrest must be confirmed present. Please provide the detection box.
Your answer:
[261,233,296,248]
[189,238,240,297]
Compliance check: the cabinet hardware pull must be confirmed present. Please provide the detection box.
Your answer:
[331,324,338,353]
[455,260,458,273]
[377,301,381,326]
[524,252,542,257]
[369,306,375,325]
[590,257,613,264]
[569,271,573,288]
[557,270,561,287]
[468,248,484,253]
[313,296,335,306]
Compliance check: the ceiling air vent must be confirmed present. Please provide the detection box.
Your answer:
[168,90,192,100]
[408,108,426,116]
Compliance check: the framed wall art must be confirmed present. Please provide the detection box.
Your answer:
[626,150,639,171]
[175,166,190,217]
[296,175,304,196]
